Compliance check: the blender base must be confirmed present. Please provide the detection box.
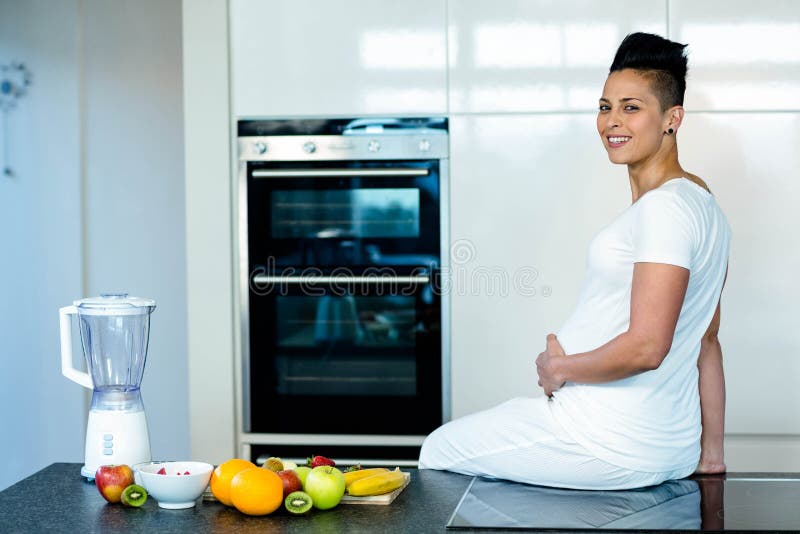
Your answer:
[81,465,97,480]
[83,409,151,477]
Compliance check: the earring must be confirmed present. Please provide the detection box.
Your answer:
[666,128,674,135]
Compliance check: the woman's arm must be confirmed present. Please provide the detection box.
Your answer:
[536,262,689,395]
[695,300,726,473]
[695,265,728,474]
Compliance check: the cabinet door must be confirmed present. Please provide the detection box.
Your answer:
[447,0,666,113]
[669,0,800,435]
[450,113,800,434]
[670,0,800,111]
[680,113,800,434]
[230,0,447,117]
[448,114,629,417]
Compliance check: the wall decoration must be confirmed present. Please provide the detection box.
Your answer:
[1,62,33,177]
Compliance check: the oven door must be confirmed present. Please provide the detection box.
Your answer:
[246,159,440,271]
[246,275,442,435]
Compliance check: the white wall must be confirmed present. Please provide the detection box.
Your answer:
[0,0,188,490]
[81,0,188,462]
[0,0,85,492]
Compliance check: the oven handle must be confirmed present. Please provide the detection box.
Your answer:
[252,168,429,178]
[252,275,430,284]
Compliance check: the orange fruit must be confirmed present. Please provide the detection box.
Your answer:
[210,458,256,506]
[230,467,283,516]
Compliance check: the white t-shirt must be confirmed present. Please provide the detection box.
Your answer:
[550,177,731,472]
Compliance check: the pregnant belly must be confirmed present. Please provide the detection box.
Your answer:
[557,313,623,356]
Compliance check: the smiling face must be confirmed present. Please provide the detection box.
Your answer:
[597,69,681,166]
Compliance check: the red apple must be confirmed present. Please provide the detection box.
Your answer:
[277,469,303,497]
[95,464,135,503]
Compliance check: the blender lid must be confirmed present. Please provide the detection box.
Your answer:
[74,293,156,315]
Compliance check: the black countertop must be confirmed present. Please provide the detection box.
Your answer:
[2,464,799,532]
[0,463,470,533]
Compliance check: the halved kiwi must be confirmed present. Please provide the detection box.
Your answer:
[262,456,284,472]
[284,491,313,515]
[121,484,148,507]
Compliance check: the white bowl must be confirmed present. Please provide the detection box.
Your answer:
[134,461,213,509]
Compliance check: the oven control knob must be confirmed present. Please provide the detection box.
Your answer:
[419,139,431,152]
[253,142,267,155]
[303,141,317,154]
[368,140,381,153]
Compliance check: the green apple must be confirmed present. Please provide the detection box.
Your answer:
[303,466,345,510]
[294,466,311,488]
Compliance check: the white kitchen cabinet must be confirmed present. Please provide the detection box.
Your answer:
[230,0,447,117]
[447,0,666,113]
[448,114,629,417]
[679,112,800,433]
[449,111,800,435]
[184,0,237,465]
[223,0,800,451]
[671,0,800,111]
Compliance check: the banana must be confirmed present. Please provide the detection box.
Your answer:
[346,467,405,496]
[343,467,390,488]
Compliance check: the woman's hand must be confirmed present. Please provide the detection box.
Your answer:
[536,334,567,397]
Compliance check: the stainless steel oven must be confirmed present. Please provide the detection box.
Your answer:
[236,118,449,465]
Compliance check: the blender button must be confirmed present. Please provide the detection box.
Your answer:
[103,434,113,441]
[103,442,113,449]
[103,450,113,456]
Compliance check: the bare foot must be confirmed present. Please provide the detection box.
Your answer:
[694,461,727,475]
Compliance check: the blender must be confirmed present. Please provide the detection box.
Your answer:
[59,293,156,479]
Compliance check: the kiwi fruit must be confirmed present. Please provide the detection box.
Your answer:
[121,484,148,507]
[284,491,313,515]
[262,456,284,472]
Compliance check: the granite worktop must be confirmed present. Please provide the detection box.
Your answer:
[3,464,799,532]
[0,463,470,533]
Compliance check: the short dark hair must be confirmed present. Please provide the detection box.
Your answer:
[609,32,688,111]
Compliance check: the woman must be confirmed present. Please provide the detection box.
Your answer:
[418,32,730,490]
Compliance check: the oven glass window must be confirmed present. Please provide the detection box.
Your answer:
[271,188,420,239]
[274,295,417,396]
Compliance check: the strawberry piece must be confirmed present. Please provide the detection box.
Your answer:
[184,471,191,475]
[310,455,335,468]
[157,467,167,475]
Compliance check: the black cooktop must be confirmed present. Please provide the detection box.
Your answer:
[446,474,800,531]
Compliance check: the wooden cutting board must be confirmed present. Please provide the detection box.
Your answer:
[339,471,411,505]
[202,471,411,505]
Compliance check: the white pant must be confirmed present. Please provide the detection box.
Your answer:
[418,397,695,490]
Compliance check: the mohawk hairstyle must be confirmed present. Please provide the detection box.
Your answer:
[609,32,688,111]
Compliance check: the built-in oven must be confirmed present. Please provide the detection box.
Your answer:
[236,118,449,465]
